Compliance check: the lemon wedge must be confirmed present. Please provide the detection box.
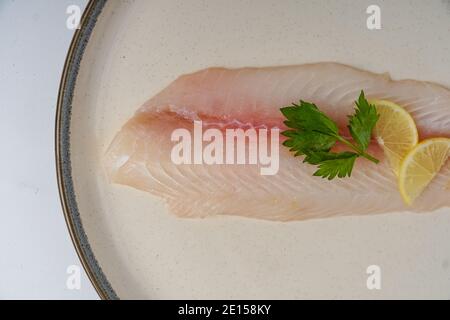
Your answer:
[371,100,419,175]
[398,138,450,205]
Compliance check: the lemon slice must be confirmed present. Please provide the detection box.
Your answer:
[371,100,419,175]
[398,138,450,205]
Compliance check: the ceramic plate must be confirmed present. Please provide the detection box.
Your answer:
[57,0,450,299]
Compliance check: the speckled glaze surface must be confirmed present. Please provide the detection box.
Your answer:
[58,0,450,299]
[57,0,117,299]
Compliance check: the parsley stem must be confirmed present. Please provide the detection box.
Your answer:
[359,151,380,164]
[335,135,379,164]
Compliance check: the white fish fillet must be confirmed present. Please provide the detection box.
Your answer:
[105,63,450,221]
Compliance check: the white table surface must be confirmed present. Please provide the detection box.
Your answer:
[0,0,98,299]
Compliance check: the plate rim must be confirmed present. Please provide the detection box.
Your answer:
[55,0,117,300]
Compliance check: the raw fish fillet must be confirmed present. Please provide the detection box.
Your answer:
[105,63,450,221]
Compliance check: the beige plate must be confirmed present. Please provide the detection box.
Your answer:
[58,0,450,299]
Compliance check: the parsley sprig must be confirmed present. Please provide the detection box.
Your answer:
[281,91,379,180]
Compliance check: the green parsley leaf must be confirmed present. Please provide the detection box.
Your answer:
[281,101,339,156]
[281,130,336,156]
[281,101,339,136]
[311,152,358,180]
[280,91,380,180]
[302,151,354,165]
[348,91,379,151]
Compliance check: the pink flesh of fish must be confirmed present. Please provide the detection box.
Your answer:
[105,63,450,221]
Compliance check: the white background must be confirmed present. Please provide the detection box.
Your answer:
[0,0,98,299]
